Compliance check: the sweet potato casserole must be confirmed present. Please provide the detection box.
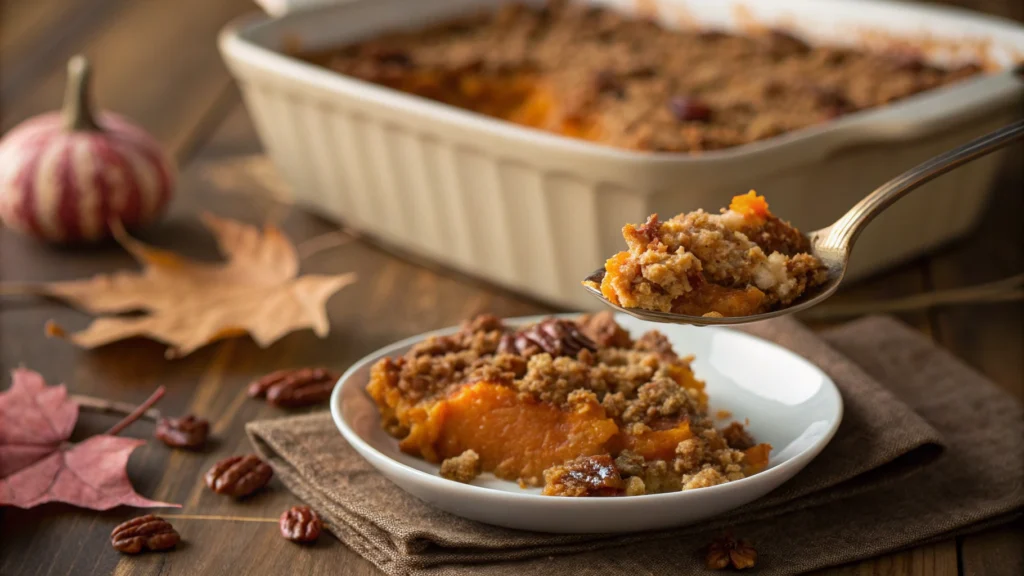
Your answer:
[367,312,771,496]
[301,0,982,152]
[591,191,828,317]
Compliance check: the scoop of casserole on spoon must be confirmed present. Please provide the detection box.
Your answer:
[583,119,1024,326]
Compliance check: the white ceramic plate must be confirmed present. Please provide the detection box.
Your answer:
[331,314,843,533]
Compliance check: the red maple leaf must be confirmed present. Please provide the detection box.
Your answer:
[0,368,178,510]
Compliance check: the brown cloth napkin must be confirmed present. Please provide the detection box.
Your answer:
[247,316,1024,575]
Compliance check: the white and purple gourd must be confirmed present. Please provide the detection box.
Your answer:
[0,55,174,243]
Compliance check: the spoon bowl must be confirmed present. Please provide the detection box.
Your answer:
[584,119,1024,326]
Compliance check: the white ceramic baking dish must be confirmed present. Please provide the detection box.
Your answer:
[220,0,1024,310]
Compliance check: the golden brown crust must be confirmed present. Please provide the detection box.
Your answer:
[303,1,981,153]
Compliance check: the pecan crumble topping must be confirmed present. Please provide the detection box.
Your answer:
[366,312,771,496]
[300,0,982,153]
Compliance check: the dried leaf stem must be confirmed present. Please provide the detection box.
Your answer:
[73,394,162,422]
[103,386,166,436]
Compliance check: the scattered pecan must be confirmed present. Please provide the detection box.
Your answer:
[498,318,597,358]
[205,455,273,498]
[706,534,757,570]
[155,414,209,449]
[248,367,339,408]
[279,505,322,543]
[668,96,712,122]
[111,515,180,554]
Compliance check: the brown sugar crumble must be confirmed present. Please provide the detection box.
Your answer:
[591,191,829,317]
[366,311,772,496]
[300,0,982,153]
[440,449,482,483]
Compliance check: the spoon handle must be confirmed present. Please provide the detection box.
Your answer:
[817,119,1024,253]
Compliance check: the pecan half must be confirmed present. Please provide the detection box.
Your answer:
[542,454,624,497]
[498,318,597,358]
[205,455,273,498]
[279,505,322,543]
[247,368,339,408]
[706,534,757,570]
[155,414,209,449]
[111,515,180,554]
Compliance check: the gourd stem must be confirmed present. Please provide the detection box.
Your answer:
[63,55,102,132]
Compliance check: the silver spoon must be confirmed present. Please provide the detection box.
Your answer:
[583,119,1024,326]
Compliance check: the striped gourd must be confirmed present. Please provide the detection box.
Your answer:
[0,55,174,243]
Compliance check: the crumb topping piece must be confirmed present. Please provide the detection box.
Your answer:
[440,449,482,483]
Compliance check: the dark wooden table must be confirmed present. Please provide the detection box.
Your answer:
[1,1,1021,574]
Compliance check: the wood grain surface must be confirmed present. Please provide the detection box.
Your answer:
[0,0,1020,574]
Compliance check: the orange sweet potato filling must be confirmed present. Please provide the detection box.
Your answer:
[728,190,770,223]
[618,421,693,461]
[399,382,619,482]
[381,70,604,143]
[671,284,767,318]
[743,443,771,474]
[395,381,701,484]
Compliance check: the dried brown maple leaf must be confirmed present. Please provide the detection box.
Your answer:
[0,368,177,510]
[34,213,356,358]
